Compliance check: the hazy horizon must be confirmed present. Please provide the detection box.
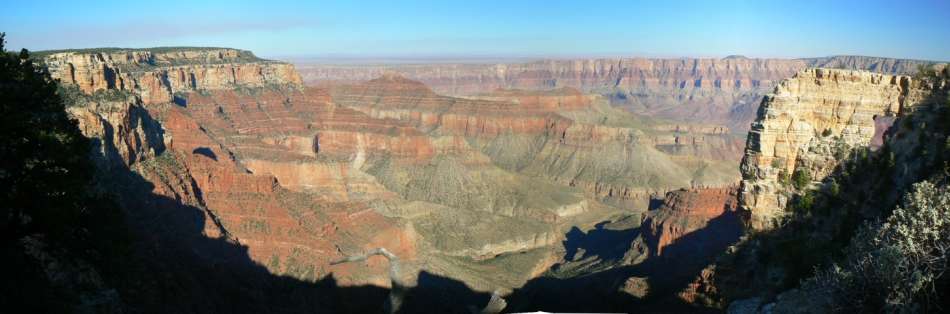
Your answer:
[284,53,948,65]
[5,0,950,61]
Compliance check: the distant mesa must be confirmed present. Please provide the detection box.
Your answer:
[296,54,935,131]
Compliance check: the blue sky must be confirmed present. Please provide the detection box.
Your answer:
[3,0,949,60]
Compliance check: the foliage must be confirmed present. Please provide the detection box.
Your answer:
[714,66,950,310]
[802,181,950,312]
[57,84,134,108]
[827,179,841,197]
[790,191,816,214]
[0,32,127,311]
[777,168,791,186]
[1,32,92,241]
[764,68,950,311]
[791,168,811,190]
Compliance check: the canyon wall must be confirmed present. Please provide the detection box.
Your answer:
[299,56,931,129]
[329,74,743,209]
[43,48,420,290]
[49,47,916,309]
[639,187,741,258]
[738,68,930,229]
[42,48,301,104]
[46,47,692,295]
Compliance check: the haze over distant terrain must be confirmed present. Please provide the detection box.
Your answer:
[4,1,950,313]
[4,0,950,61]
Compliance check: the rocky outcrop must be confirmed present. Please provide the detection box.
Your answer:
[66,97,166,169]
[640,187,740,257]
[327,75,742,209]
[738,68,929,229]
[446,232,559,259]
[807,55,934,74]
[43,48,302,104]
[298,56,932,129]
[301,58,806,94]
[41,48,420,289]
[533,186,743,309]
[38,46,785,304]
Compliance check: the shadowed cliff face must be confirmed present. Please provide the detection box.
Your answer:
[85,157,501,313]
[697,67,950,313]
[504,187,743,312]
[738,68,932,230]
[39,47,756,312]
[298,56,933,131]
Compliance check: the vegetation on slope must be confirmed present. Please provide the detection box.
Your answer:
[712,66,950,312]
[0,32,129,312]
[792,67,950,312]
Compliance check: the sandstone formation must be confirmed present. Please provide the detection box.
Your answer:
[738,68,929,229]
[42,47,801,310]
[43,47,741,298]
[639,186,741,258]
[43,48,416,289]
[699,66,950,314]
[329,74,742,209]
[298,56,931,130]
[508,185,744,311]
[42,48,301,104]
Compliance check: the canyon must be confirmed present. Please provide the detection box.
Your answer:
[30,46,946,312]
[40,47,749,311]
[298,55,931,131]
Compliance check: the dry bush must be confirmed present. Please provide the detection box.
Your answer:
[802,181,950,312]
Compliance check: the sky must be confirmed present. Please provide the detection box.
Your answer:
[3,0,950,61]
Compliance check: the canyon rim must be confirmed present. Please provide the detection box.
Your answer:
[3,1,950,313]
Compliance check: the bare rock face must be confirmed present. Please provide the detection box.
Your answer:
[42,47,773,304]
[42,48,302,104]
[329,74,743,209]
[641,186,740,257]
[302,58,803,129]
[299,56,931,129]
[66,96,165,169]
[738,68,927,230]
[42,49,417,289]
[616,186,741,269]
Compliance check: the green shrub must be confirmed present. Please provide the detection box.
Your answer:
[827,179,841,197]
[791,168,811,190]
[791,191,816,214]
[778,169,791,186]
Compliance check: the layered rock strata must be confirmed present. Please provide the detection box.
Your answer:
[42,48,301,104]
[42,46,770,301]
[299,56,932,129]
[640,187,741,258]
[329,75,742,209]
[738,68,928,229]
[44,48,645,294]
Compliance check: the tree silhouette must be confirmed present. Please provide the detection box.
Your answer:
[0,32,127,311]
[0,32,93,242]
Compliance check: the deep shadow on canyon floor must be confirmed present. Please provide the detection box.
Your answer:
[57,92,743,313]
[105,148,740,313]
